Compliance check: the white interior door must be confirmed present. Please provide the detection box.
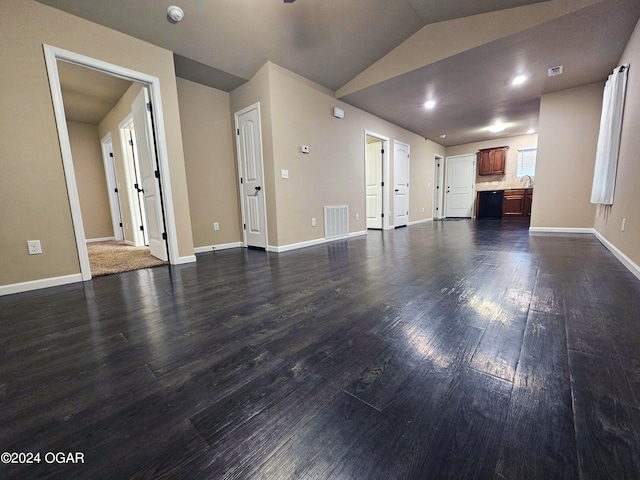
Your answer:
[236,104,267,249]
[394,141,410,227]
[445,154,476,218]
[101,134,124,241]
[131,87,168,261]
[366,140,383,229]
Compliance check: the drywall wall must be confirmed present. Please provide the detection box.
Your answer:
[445,134,539,191]
[67,121,113,240]
[176,78,241,248]
[530,83,602,229]
[593,18,640,267]
[262,62,444,247]
[0,0,194,287]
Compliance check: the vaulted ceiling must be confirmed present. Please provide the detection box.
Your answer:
[40,0,640,146]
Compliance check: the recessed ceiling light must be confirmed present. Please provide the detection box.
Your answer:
[512,74,527,85]
[488,124,507,133]
[527,129,535,134]
[424,100,436,109]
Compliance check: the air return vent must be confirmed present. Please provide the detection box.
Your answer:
[548,65,563,77]
[324,205,349,239]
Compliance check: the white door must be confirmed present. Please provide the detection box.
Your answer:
[394,141,410,227]
[101,134,124,241]
[131,87,168,261]
[434,155,444,220]
[236,104,267,249]
[445,154,476,218]
[366,140,383,229]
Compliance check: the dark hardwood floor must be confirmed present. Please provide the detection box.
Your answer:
[1,219,640,479]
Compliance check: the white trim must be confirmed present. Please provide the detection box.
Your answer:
[86,237,116,243]
[100,132,123,241]
[408,218,434,226]
[593,230,640,280]
[194,242,243,254]
[174,255,197,265]
[0,274,83,297]
[43,44,181,281]
[268,232,365,253]
[528,227,595,234]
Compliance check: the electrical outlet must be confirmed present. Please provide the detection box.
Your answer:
[355,213,359,221]
[27,240,42,255]
[311,218,316,227]
[622,218,626,232]
[213,222,220,231]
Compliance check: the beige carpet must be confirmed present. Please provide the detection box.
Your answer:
[87,241,168,277]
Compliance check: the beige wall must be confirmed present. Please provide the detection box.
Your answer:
[176,78,241,248]
[255,63,444,247]
[530,82,603,229]
[67,121,113,240]
[0,0,194,287]
[594,18,640,267]
[445,134,539,192]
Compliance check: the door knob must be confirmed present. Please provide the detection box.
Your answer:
[255,186,261,191]
[395,189,399,192]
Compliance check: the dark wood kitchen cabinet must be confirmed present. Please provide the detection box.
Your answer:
[478,146,508,175]
[502,188,533,216]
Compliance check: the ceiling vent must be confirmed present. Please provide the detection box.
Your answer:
[548,65,563,77]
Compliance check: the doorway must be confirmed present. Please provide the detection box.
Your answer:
[434,154,444,220]
[100,133,124,241]
[444,154,476,218]
[364,131,390,230]
[235,103,268,249]
[44,45,179,280]
[394,141,410,228]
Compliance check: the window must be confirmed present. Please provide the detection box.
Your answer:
[517,147,537,177]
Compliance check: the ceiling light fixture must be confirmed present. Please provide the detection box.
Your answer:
[512,74,527,85]
[527,129,535,134]
[488,124,507,133]
[424,100,436,109]
[440,134,446,138]
[167,5,184,22]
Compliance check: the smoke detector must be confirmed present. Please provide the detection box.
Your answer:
[167,5,184,22]
[548,65,563,77]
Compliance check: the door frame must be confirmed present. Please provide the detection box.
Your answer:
[100,132,124,241]
[234,102,269,248]
[118,115,148,247]
[44,44,181,281]
[364,131,391,230]
[433,154,444,220]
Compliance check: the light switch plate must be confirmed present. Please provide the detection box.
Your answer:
[281,169,289,178]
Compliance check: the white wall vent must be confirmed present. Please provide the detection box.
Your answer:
[548,65,563,77]
[324,205,349,239]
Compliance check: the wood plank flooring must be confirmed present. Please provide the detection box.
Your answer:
[1,219,640,479]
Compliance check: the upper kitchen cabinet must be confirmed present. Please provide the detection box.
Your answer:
[478,146,508,175]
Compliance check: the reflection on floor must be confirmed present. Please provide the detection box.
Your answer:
[87,240,167,276]
[2,219,639,479]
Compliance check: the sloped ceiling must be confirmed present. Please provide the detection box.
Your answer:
[37,0,640,145]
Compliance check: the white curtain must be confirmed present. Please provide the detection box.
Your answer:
[591,65,628,205]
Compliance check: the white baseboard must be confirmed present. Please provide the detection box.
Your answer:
[528,227,595,234]
[124,240,135,246]
[592,230,640,281]
[408,218,434,226]
[173,255,197,265]
[0,273,83,297]
[268,232,365,253]
[194,242,243,254]
[86,236,115,243]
